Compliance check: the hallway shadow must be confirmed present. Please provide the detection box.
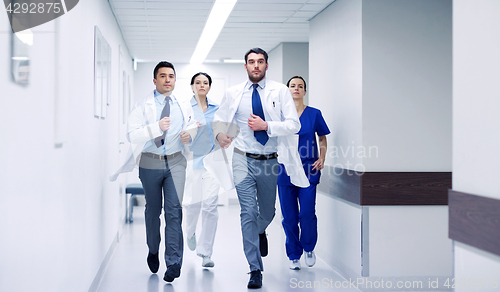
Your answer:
[163,283,175,292]
[147,274,159,292]
[201,269,214,292]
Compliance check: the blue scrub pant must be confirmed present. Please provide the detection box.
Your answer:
[139,153,186,268]
[278,184,318,260]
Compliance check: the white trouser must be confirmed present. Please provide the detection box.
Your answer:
[184,168,220,257]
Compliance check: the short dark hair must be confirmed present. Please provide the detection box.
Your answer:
[286,76,307,91]
[190,72,212,86]
[153,61,175,79]
[244,48,268,64]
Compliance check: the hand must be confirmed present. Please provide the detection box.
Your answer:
[196,121,202,127]
[180,131,191,144]
[312,158,325,170]
[159,117,170,132]
[248,114,268,131]
[216,133,234,149]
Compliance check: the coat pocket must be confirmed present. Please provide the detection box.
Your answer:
[270,100,281,117]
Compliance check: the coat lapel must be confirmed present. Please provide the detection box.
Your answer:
[229,82,246,121]
[144,91,157,124]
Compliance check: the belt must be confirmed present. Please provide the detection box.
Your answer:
[234,148,278,160]
[142,151,182,161]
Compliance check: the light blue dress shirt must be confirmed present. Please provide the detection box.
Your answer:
[189,96,219,169]
[142,90,184,155]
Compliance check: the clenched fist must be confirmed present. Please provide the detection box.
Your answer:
[216,133,234,149]
[180,131,191,144]
[159,117,171,132]
[248,114,268,131]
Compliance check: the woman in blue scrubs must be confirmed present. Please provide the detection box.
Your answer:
[278,76,330,270]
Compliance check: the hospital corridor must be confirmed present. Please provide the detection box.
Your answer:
[96,201,357,292]
[1,0,500,292]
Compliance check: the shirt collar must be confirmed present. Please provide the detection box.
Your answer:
[190,96,217,107]
[154,90,176,103]
[246,77,267,91]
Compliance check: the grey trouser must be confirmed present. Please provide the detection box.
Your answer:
[139,152,186,267]
[232,151,279,272]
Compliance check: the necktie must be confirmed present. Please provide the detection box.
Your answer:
[251,83,269,145]
[154,96,170,147]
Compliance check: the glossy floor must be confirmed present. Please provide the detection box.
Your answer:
[96,203,357,292]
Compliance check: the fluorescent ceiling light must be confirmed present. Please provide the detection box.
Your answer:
[190,0,237,64]
[223,59,244,64]
[133,59,155,63]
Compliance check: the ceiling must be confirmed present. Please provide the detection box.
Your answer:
[108,0,335,63]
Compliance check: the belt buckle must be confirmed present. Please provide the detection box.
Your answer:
[248,153,259,159]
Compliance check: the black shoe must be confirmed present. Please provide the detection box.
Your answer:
[247,270,262,289]
[147,252,159,273]
[163,263,181,282]
[259,233,268,257]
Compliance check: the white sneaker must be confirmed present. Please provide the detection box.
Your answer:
[289,259,301,270]
[305,251,316,267]
[187,233,196,251]
[201,256,215,268]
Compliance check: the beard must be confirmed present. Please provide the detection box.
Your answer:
[248,71,265,83]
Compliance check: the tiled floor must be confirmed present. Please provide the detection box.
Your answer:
[96,203,358,292]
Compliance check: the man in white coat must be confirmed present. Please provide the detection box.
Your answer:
[127,61,197,283]
[213,48,309,289]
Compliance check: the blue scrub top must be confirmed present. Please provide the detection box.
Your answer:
[278,106,330,186]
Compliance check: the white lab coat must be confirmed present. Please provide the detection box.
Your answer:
[109,91,197,181]
[127,90,198,164]
[213,79,309,188]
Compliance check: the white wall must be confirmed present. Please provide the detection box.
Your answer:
[282,42,309,86]
[269,43,309,84]
[455,243,500,292]
[267,43,284,84]
[453,0,500,289]
[362,0,452,172]
[309,0,363,277]
[453,0,500,200]
[310,0,453,280]
[310,0,363,170]
[316,194,362,278]
[368,206,452,277]
[0,0,134,291]
[269,42,309,104]
[310,0,452,172]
